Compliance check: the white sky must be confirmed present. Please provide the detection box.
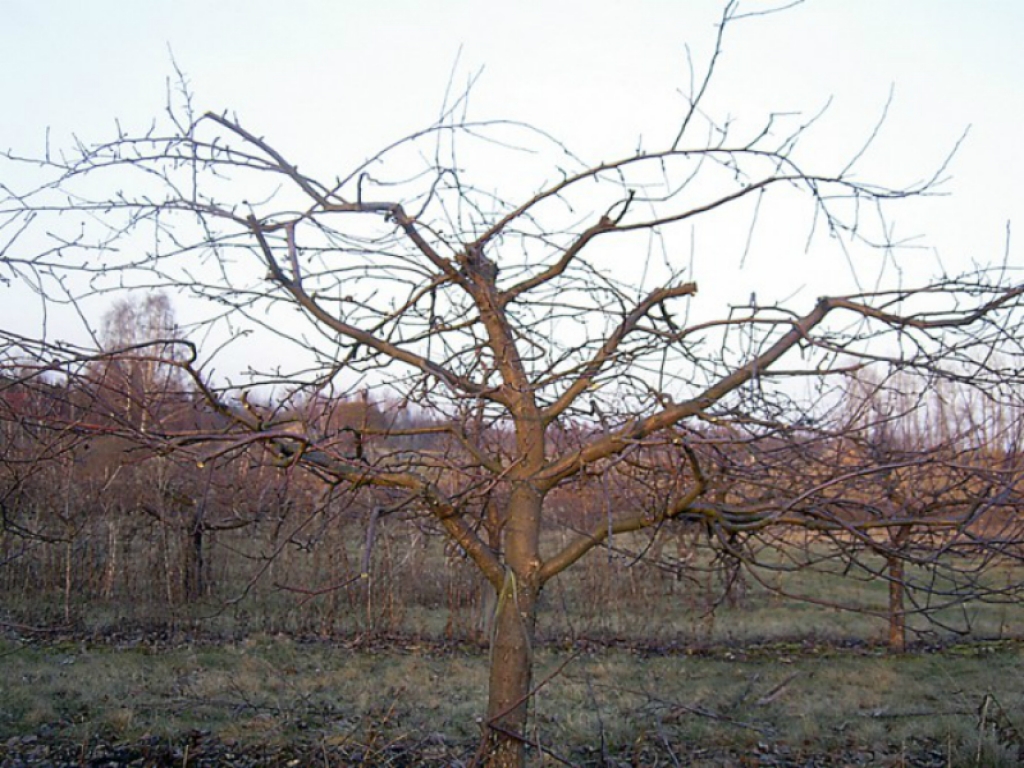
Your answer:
[2,1,1023,378]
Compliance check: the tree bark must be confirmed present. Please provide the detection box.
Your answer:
[887,527,910,652]
[887,553,906,652]
[102,515,119,600]
[482,483,543,767]
[483,576,538,767]
[184,523,204,602]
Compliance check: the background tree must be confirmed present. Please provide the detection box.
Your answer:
[678,369,1024,654]
[3,14,1024,768]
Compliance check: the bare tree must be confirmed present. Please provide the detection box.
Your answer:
[642,366,1024,660]
[0,296,270,613]
[821,371,1024,651]
[4,11,1024,767]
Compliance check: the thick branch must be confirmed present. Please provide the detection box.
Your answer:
[293,447,505,585]
[538,297,833,488]
[540,446,705,582]
[543,281,698,424]
[246,217,499,403]
[826,284,1024,330]
[499,211,621,306]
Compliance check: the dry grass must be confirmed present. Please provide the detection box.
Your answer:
[2,634,1022,765]
[3,525,1023,763]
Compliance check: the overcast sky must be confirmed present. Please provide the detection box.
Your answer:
[2,1,1022,370]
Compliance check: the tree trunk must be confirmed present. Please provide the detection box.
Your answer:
[483,576,538,767]
[887,526,910,652]
[481,483,543,768]
[887,553,906,652]
[102,515,119,600]
[184,523,204,601]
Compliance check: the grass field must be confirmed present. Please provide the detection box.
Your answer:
[3,526,1023,765]
[2,633,1022,766]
